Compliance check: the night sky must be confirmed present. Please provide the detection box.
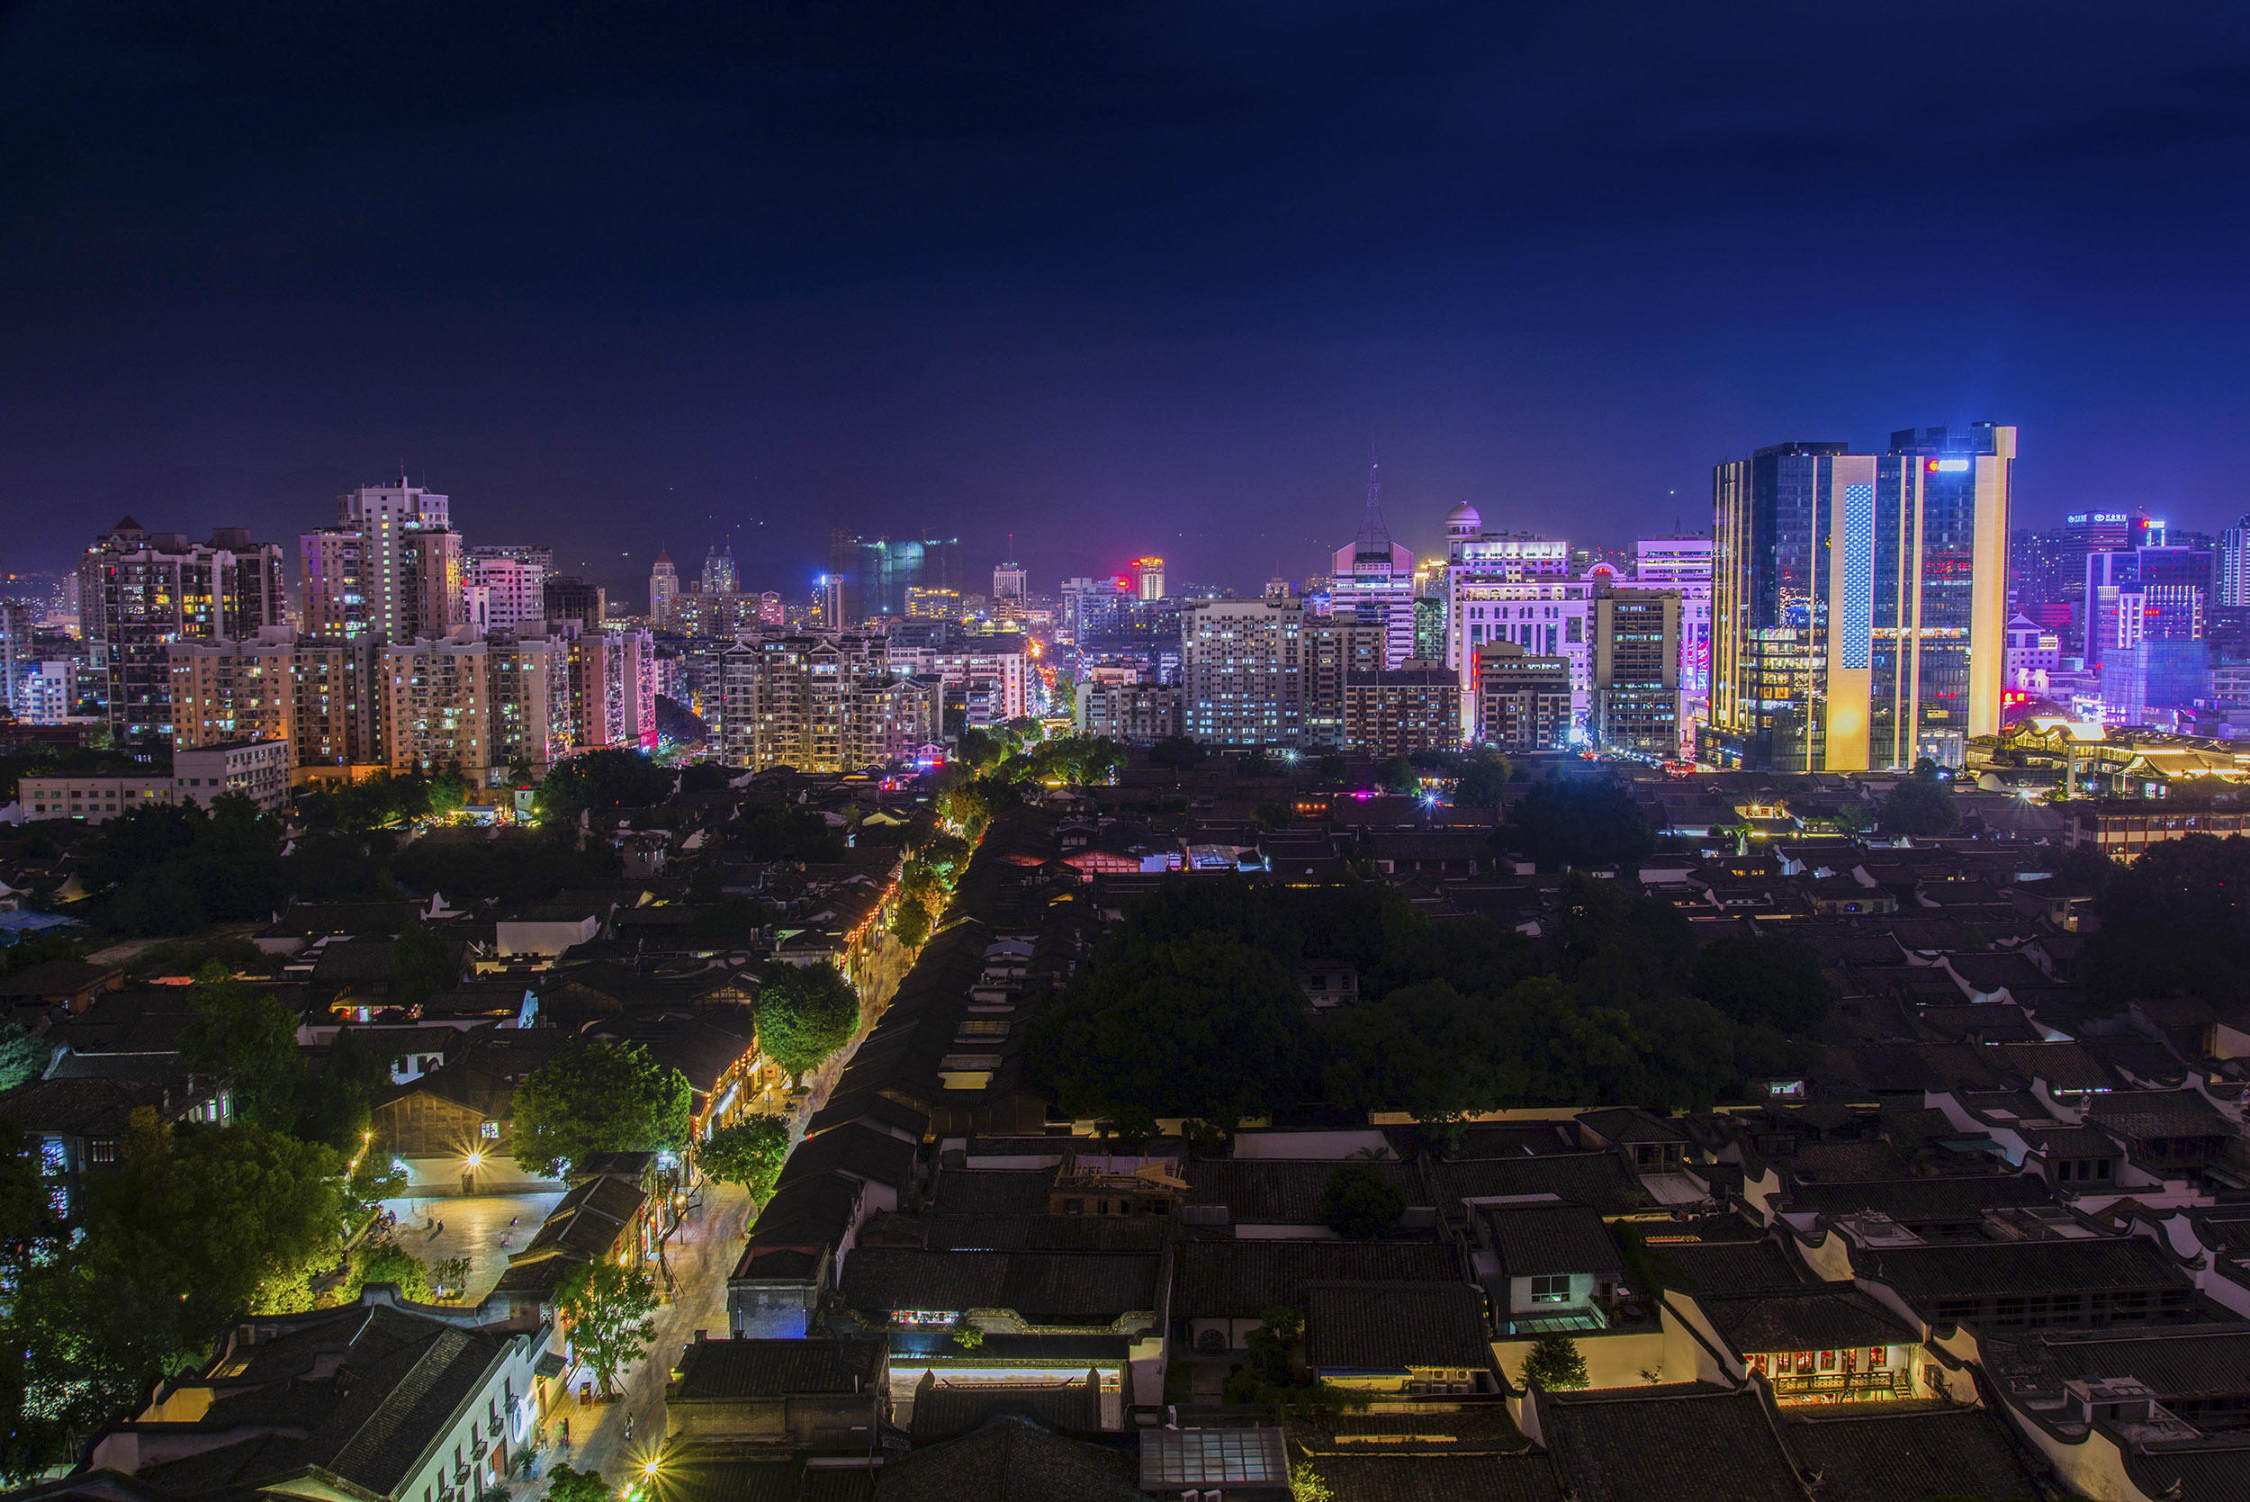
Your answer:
[7,1,2250,605]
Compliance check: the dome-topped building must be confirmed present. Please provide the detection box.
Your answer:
[1445,500,1483,542]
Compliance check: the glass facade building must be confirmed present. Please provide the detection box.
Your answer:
[1708,424,2015,771]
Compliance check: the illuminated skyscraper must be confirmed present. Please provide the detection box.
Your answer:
[1708,423,2015,771]
[1129,556,1166,602]
[701,544,737,596]
[301,479,461,646]
[1327,467,1415,669]
[649,551,680,619]
[80,519,288,741]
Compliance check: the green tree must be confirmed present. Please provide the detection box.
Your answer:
[349,1238,438,1302]
[677,761,734,795]
[0,1021,54,1092]
[1692,937,1836,1033]
[697,1116,792,1203]
[1026,933,1317,1137]
[1320,1163,1407,1240]
[890,897,932,948]
[754,964,861,1080]
[1451,752,1512,808]
[1502,779,1654,869]
[1375,754,1419,796]
[546,1465,615,1502]
[389,920,457,1007]
[1323,980,1505,1123]
[2084,833,2250,1001]
[540,749,674,824]
[179,965,306,1131]
[557,1261,657,1396]
[1879,770,1961,838]
[1290,1461,1335,1502]
[511,1040,693,1174]
[1522,1333,1589,1391]
[299,1024,391,1150]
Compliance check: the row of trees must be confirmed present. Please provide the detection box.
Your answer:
[1026,876,1836,1137]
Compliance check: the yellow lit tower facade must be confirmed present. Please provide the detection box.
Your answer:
[1707,423,2013,772]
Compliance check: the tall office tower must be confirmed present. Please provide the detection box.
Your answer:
[383,624,572,783]
[825,532,965,622]
[649,551,680,621]
[1327,467,1416,669]
[79,519,288,741]
[1633,537,1713,735]
[542,575,606,631]
[707,632,939,771]
[701,544,737,596]
[463,555,546,635]
[1592,585,1683,759]
[2217,516,2250,609]
[992,560,1028,601]
[1130,556,1166,602]
[469,543,555,574]
[169,628,383,771]
[1708,423,2015,772]
[302,480,462,646]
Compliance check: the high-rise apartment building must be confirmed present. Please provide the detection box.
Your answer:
[1343,662,1462,757]
[888,632,1031,727]
[1708,423,2015,771]
[469,544,554,574]
[382,625,572,783]
[1075,680,1180,743]
[169,628,384,772]
[542,576,606,631]
[0,600,32,718]
[79,519,288,741]
[1591,586,1683,759]
[463,555,546,636]
[302,481,462,646]
[1474,642,1573,752]
[1179,597,1377,748]
[707,632,940,771]
[1327,469,1416,669]
[826,533,964,622]
[649,552,680,620]
[1059,576,1130,642]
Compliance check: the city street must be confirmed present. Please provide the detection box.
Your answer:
[529,1180,753,1493]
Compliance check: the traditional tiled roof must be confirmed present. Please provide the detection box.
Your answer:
[1479,1203,1623,1280]
[1655,1240,1808,1297]
[669,1336,885,1400]
[1865,1237,2190,1301]
[837,1247,1159,1323]
[909,1376,1102,1440]
[929,1167,1059,1215]
[1305,1281,1492,1372]
[1778,1408,2042,1502]
[1295,1455,1564,1502]
[1538,1386,1804,1502]
[873,1413,1144,1501]
[1174,1240,1463,1320]
[2088,1089,2234,1141]
[1981,1323,2250,1406]
[1693,1288,1915,1356]
[1432,1152,1652,1215]
[1185,1157,1424,1224]
[1783,1174,2057,1224]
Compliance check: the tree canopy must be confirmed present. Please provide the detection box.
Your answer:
[1321,1163,1407,1239]
[540,749,674,823]
[1878,770,1962,838]
[179,966,305,1132]
[2084,833,2250,1001]
[511,1039,693,1174]
[557,1262,657,1396]
[754,964,861,1079]
[697,1116,792,1203]
[1501,778,1654,869]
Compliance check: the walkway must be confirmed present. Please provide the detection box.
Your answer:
[525,1180,753,1492]
[380,1190,567,1302]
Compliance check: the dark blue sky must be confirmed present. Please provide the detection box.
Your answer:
[6,1,2250,605]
